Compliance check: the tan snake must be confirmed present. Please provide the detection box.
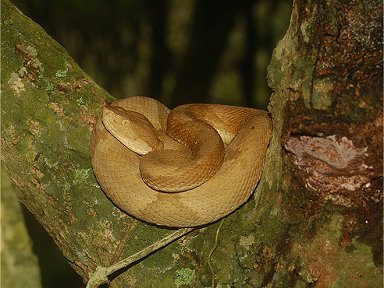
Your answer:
[90,96,272,227]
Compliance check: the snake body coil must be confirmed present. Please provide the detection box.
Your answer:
[90,96,272,227]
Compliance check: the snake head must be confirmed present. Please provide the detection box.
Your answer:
[102,104,163,155]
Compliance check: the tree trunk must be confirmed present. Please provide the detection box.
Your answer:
[1,0,382,287]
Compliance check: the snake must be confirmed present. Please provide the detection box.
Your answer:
[90,96,272,227]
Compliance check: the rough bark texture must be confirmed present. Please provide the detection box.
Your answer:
[1,0,382,287]
[267,0,383,287]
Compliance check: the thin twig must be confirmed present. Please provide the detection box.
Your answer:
[86,227,195,288]
[207,219,225,288]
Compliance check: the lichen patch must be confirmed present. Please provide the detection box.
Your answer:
[27,118,41,136]
[15,43,43,81]
[239,234,255,251]
[8,72,25,93]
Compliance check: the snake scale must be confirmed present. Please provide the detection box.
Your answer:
[90,96,272,227]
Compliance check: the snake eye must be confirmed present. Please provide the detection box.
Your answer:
[105,105,129,116]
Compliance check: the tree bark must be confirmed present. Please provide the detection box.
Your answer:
[1,0,382,287]
[267,0,383,287]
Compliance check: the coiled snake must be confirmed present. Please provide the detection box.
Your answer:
[90,96,272,227]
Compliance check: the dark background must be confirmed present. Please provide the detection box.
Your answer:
[11,0,291,287]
